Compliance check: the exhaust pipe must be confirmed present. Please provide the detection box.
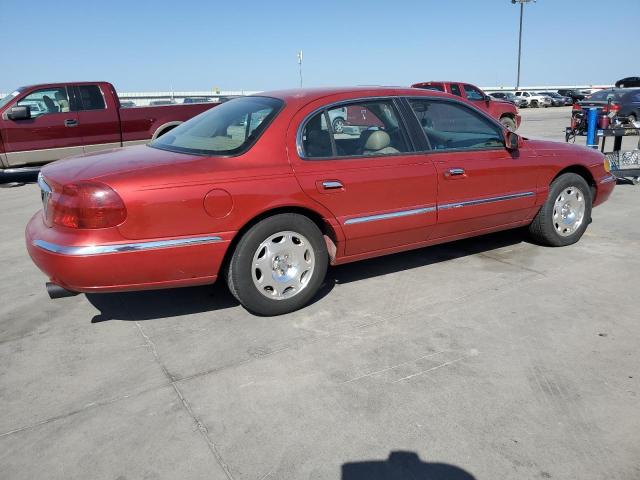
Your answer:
[46,282,79,299]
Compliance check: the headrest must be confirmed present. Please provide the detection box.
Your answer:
[364,130,390,151]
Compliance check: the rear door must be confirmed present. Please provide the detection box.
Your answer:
[1,86,81,166]
[289,97,438,257]
[72,84,122,153]
[405,98,539,238]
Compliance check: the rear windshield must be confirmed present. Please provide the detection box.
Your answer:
[416,84,445,92]
[588,89,626,101]
[150,96,283,156]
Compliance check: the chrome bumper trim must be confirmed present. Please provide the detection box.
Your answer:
[439,191,535,210]
[599,175,617,184]
[344,206,436,225]
[33,236,223,256]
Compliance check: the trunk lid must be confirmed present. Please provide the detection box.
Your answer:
[40,145,200,184]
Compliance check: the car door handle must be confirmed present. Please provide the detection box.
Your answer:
[444,168,466,178]
[321,180,344,190]
[64,119,78,127]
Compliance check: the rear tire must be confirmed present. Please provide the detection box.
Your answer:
[528,173,592,247]
[226,213,328,316]
[531,100,539,108]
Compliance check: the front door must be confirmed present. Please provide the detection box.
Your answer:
[406,98,539,238]
[2,86,82,166]
[462,83,490,115]
[289,97,438,258]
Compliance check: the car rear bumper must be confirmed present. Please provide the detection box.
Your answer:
[26,212,231,293]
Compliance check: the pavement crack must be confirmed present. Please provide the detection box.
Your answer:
[394,355,469,382]
[340,351,445,384]
[134,322,235,480]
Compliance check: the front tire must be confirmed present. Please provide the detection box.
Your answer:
[500,116,517,131]
[332,117,345,134]
[227,213,328,316]
[528,173,592,247]
[531,100,539,108]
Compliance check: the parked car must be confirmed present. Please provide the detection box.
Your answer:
[149,99,177,106]
[0,82,217,172]
[183,97,214,104]
[26,87,615,315]
[514,91,552,108]
[615,77,640,88]
[119,100,137,108]
[557,89,586,102]
[489,92,527,108]
[537,91,572,106]
[578,88,640,123]
[411,81,521,130]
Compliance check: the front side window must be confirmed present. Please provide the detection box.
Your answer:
[17,87,70,117]
[463,84,484,101]
[301,99,410,159]
[76,85,106,110]
[408,99,504,151]
[150,96,283,156]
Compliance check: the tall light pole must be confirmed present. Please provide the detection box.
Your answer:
[297,50,303,88]
[512,0,535,91]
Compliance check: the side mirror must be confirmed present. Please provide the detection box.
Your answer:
[484,94,492,104]
[505,131,519,150]
[7,106,31,121]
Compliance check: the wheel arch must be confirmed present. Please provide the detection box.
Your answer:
[151,121,182,140]
[552,165,596,199]
[220,205,342,275]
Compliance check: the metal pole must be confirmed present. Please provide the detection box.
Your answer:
[297,50,303,88]
[516,2,524,90]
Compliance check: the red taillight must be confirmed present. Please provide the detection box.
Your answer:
[49,181,127,229]
[572,103,582,111]
[610,103,620,114]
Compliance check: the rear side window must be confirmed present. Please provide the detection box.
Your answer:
[450,84,462,97]
[150,96,283,156]
[301,99,410,159]
[408,99,504,151]
[77,85,106,110]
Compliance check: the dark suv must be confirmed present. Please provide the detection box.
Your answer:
[557,89,586,102]
[615,77,640,88]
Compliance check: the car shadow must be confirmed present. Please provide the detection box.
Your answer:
[86,229,527,322]
[342,451,476,480]
[0,170,39,187]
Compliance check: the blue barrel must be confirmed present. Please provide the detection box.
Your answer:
[587,107,599,148]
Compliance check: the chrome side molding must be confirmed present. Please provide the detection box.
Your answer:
[33,236,223,256]
[439,191,535,210]
[345,206,436,225]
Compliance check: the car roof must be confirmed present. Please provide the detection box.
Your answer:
[254,86,457,108]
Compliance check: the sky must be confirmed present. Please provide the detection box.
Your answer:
[1,0,639,93]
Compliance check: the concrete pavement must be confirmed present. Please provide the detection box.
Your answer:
[0,107,638,479]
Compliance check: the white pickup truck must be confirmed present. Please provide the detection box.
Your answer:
[514,91,552,108]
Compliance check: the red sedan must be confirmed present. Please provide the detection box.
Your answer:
[26,87,616,315]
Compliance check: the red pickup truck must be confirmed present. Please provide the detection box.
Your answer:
[0,81,216,172]
[411,81,521,131]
